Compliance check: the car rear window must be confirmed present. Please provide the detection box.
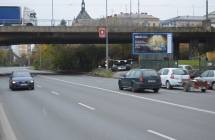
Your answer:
[143,70,158,77]
[173,69,188,75]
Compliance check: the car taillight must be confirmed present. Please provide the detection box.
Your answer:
[139,75,144,82]
[188,75,191,80]
[170,73,174,79]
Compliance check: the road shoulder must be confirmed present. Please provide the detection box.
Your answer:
[0,103,17,140]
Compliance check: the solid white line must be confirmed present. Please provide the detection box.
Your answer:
[51,91,60,96]
[42,76,215,115]
[147,130,176,140]
[78,102,95,110]
[0,103,17,140]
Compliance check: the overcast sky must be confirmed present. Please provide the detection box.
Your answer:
[1,0,215,21]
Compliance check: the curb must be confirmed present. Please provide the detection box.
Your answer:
[0,103,17,140]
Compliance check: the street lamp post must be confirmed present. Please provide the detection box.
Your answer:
[51,0,54,26]
[105,0,109,70]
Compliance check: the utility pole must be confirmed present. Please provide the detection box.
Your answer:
[39,46,42,69]
[51,0,54,26]
[206,0,208,20]
[192,5,195,16]
[27,44,31,66]
[130,0,132,16]
[105,0,109,70]
[138,0,140,16]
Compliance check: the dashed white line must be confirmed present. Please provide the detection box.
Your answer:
[36,84,42,88]
[42,76,215,115]
[78,102,95,110]
[51,91,60,96]
[147,130,176,140]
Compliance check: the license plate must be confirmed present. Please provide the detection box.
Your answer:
[148,80,156,83]
[20,84,27,86]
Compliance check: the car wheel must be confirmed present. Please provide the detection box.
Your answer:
[29,86,34,90]
[166,81,172,89]
[118,81,123,90]
[10,87,15,91]
[131,83,138,92]
[212,82,215,90]
[153,88,159,93]
[119,86,123,90]
[183,82,191,92]
[201,89,206,92]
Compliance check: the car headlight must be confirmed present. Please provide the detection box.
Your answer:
[12,81,16,84]
[30,80,34,83]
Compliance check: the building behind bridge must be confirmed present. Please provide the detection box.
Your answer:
[72,0,160,27]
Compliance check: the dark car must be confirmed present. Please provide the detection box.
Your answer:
[9,71,34,90]
[111,60,131,71]
[118,69,161,93]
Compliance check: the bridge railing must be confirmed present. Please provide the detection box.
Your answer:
[36,19,73,26]
[0,26,212,33]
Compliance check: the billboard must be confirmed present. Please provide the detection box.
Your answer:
[132,33,173,54]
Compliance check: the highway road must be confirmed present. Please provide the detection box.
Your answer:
[0,72,215,140]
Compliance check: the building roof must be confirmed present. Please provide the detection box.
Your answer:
[76,0,91,20]
[165,16,205,22]
[110,12,159,19]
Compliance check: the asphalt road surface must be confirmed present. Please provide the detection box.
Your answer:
[0,73,215,140]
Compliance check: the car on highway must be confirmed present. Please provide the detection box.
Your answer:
[158,68,190,89]
[118,69,161,93]
[9,71,34,90]
[197,70,215,90]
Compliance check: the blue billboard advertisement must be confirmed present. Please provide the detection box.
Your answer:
[132,33,173,54]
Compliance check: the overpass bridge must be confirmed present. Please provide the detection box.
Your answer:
[0,26,215,45]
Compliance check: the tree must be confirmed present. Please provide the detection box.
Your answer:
[60,19,67,26]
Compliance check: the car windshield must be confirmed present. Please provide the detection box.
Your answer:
[113,60,127,66]
[173,69,188,75]
[13,72,31,77]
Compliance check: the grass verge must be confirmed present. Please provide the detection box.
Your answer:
[91,69,113,78]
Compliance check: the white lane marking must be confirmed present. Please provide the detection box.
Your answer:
[51,91,60,96]
[78,102,95,110]
[147,130,176,140]
[36,84,42,88]
[42,76,215,115]
[0,103,17,140]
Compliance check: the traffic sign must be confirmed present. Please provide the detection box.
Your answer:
[98,27,106,38]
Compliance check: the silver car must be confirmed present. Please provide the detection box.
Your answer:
[199,70,215,90]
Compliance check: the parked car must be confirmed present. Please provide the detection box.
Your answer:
[178,65,193,72]
[118,69,161,93]
[197,70,215,90]
[9,71,34,90]
[158,68,190,89]
[178,64,200,78]
[111,60,131,71]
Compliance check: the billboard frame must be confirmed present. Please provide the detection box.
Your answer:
[132,32,173,55]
